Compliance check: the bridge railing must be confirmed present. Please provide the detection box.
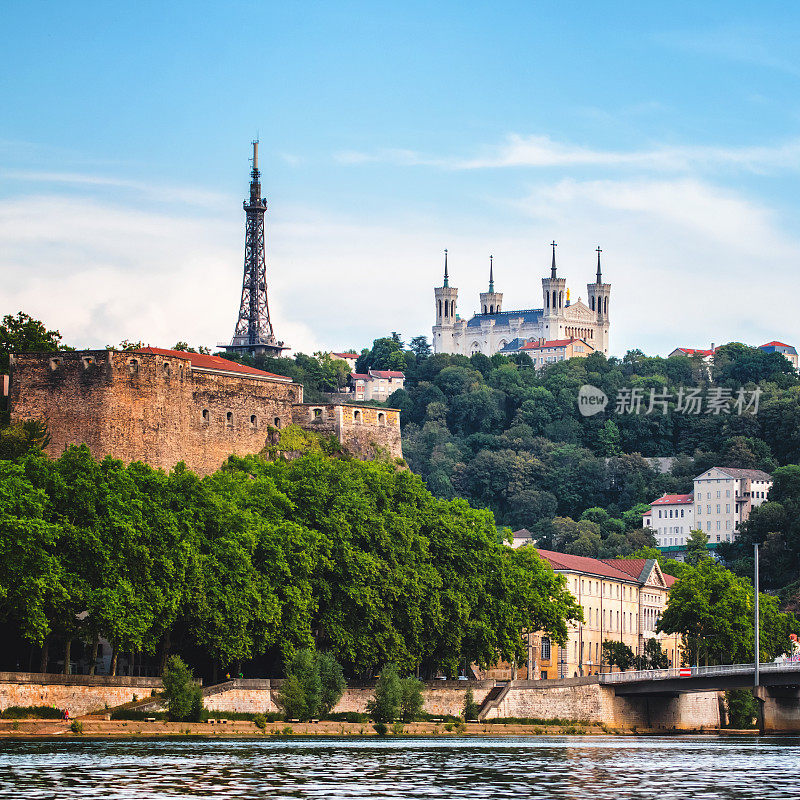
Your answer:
[598,660,800,684]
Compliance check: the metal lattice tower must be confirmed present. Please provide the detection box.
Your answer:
[222,141,288,357]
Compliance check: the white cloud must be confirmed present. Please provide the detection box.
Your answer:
[2,167,799,364]
[336,134,800,175]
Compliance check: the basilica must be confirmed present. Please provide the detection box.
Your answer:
[432,244,611,358]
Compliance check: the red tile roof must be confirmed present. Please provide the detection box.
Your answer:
[520,337,579,350]
[350,373,370,380]
[761,341,791,348]
[674,347,714,357]
[537,549,677,587]
[642,509,652,515]
[369,370,405,378]
[332,352,359,359]
[651,493,694,505]
[134,347,292,381]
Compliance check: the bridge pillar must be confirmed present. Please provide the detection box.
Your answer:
[754,686,800,734]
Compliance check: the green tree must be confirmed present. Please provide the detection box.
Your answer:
[398,676,424,721]
[162,655,203,722]
[277,649,322,721]
[463,688,480,720]
[0,312,66,373]
[685,529,711,565]
[367,663,402,722]
[601,640,635,672]
[636,638,669,670]
[317,651,346,716]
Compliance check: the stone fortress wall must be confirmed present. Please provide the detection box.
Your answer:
[9,350,402,475]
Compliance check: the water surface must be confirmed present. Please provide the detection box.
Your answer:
[0,736,796,799]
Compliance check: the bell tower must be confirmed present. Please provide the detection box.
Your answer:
[587,247,611,354]
[433,250,459,354]
[479,255,503,315]
[541,241,566,340]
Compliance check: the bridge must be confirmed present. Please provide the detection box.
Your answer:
[599,661,800,733]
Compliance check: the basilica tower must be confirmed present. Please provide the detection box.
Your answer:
[432,250,459,353]
[586,247,611,354]
[541,241,567,340]
[479,256,503,314]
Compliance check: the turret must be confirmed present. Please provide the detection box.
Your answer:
[434,249,458,327]
[586,246,612,354]
[479,255,503,314]
[541,241,566,339]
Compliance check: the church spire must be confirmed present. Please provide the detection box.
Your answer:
[550,240,558,279]
[489,255,494,293]
[596,246,603,284]
[443,248,449,287]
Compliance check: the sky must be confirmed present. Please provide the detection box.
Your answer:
[3,1,800,357]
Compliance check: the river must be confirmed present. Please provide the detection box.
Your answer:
[0,736,797,798]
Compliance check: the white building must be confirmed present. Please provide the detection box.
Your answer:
[432,246,611,358]
[350,370,405,402]
[693,467,772,545]
[643,494,695,549]
[331,352,359,371]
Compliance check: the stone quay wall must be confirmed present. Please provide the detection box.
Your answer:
[0,673,163,717]
[492,677,720,730]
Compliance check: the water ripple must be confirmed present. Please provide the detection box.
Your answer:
[0,736,797,799]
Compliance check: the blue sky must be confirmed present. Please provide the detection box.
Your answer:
[3,1,800,355]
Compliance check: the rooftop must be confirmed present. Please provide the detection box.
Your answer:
[706,467,773,482]
[134,347,292,382]
[651,493,694,505]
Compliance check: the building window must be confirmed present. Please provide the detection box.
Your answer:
[202,409,210,423]
[541,637,551,660]
[128,359,139,375]
[162,362,171,377]
[250,414,257,429]
[274,417,281,428]
[378,412,386,426]
[313,408,323,420]
[226,411,233,425]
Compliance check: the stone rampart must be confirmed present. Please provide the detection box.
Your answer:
[0,672,163,717]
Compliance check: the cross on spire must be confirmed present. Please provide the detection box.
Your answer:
[596,246,603,284]
[550,240,558,279]
[489,254,494,293]
[443,248,449,287]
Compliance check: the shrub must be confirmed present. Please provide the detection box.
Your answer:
[463,689,480,721]
[277,648,345,722]
[725,689,758,729]
[162,655,203,722]
[70,720,84,735]
[367,664,402,722]
[325,711,370,723]
[0,705,63,719]
[253,714,267,730]
[399,676,424,722]
[391,720,405,735]
[373,722,388,736]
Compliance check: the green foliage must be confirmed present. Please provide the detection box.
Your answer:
[70,720,84,734]
[0,421,50,461]
[162,656,203,722]
[463,689,480,720]
[367,663,402,722]
[0,312,67,373]
[253,714,268,730]
[601,640,635,671]
[277,648,345,721]
[0,705,63,719]
[685,529,711,566]
[636,638,669,670]
[658,559,799,665]
[373,721,388,736]
[724,689,758,729]
[398,676,424,721]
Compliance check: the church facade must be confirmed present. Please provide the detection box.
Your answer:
[432,246,611,358]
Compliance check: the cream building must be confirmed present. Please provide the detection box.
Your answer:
[432,246,611,358]
[501,336,596,366]
[482,548,682,680]
[350,369,405,402]
[693,467,772,545]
